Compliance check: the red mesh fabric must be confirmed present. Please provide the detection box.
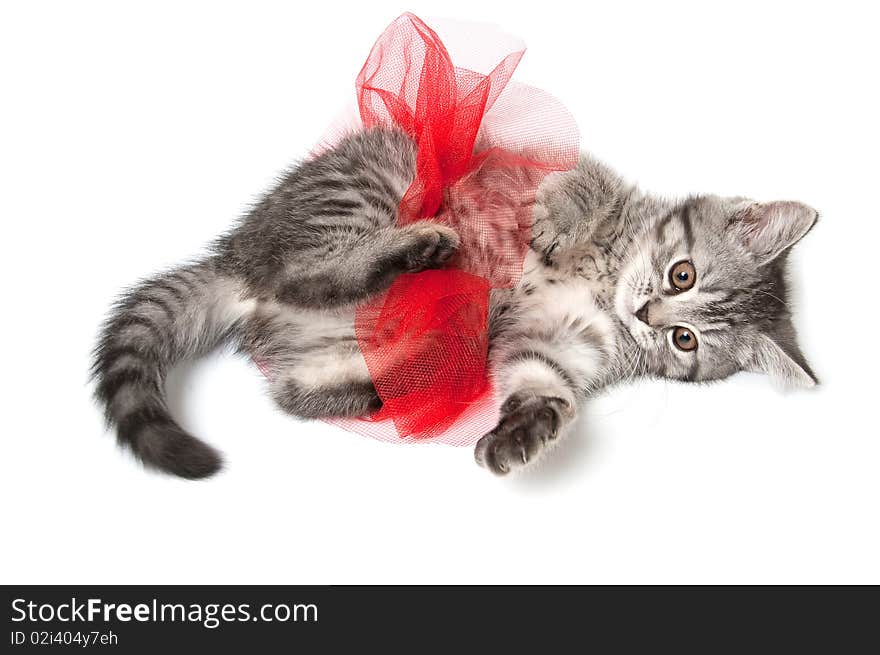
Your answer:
[341,13,580,442]
[356,15,524,225]
[355,270,491,439]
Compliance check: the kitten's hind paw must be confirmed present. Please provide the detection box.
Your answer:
[402,222,460,272]
[474,393,572,475]
[272,379,382,419]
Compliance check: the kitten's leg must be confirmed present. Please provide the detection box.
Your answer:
[475,314,606,475]
[243,304,382,419]
[276,221,459,309]
[269,340,382,418]
[271,375,382,419]
[475,350,581,475]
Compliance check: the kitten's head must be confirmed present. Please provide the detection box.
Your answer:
[614,196,818,387]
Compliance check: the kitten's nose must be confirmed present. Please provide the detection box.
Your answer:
[635,302,650,326]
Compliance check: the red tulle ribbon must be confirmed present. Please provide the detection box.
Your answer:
[343,13,579,441]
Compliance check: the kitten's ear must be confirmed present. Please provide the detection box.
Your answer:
[730,201,818,265]
[746,331,818,389]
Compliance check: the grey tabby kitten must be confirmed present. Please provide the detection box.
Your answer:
[92,128,817,479]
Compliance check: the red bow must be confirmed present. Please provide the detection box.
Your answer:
[352,13,578,440]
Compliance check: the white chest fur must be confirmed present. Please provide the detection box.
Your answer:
[490,252,618,400]
[518,252,616,349]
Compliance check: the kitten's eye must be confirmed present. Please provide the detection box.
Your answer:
[669,260,696,291]
[672,326,698,352]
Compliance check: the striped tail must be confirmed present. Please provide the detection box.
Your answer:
[91,260,251,479]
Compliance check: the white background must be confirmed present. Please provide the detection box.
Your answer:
[2,1,878,584]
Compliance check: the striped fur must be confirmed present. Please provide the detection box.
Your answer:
[92,261,254,478]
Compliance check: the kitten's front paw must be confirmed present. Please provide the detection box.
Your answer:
[403,222,460,272]
[474,393,572,475]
